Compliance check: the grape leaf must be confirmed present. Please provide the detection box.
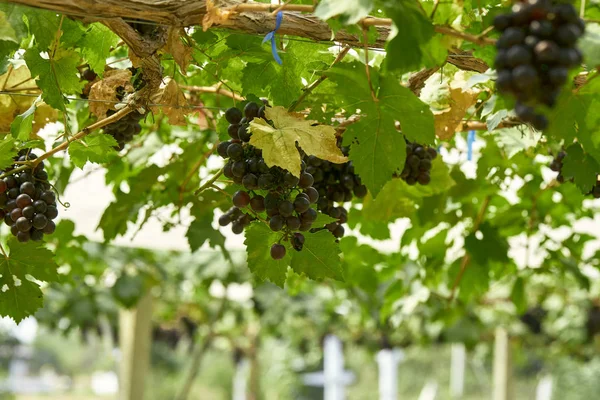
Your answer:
[68,133,119,169]
[314,0,374,25]
[78,23,120,74]
[249,106,347,177]
[0,239,59,323]
[187,213,227,252]
[244,222,291,287]
[24,8,60,50]
[464,222,509,265]
[383,0,436,73]
[290,230,343,281]
[0,136,16,171]
[0,12,18,42]
[312,212,339,228]
[561,143,600,193]
[511,277,527,314]
[10,97,39,141]
[24,47,83,111]
[327,63,435,197]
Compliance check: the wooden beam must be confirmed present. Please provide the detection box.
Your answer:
[4,0,490,72]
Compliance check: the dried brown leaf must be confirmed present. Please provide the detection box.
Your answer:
[164,28,192,71]
[89,69,133,119]
[203,0,232,31]
[434,87,479,140]
[150,79,189,126]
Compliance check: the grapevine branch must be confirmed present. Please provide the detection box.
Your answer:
[0,106,134,180]
[181,85,245,101]
[194,167,224,195]
[448,195,491,302]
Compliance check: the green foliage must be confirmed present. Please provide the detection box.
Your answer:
[68,133,119,168]
[0,239,59,323]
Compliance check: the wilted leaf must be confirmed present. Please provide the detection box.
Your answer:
[164,28,192,71]
[150,78,189,126]
[434,87,479,140]
[89,69,133,118]
[249,106,347,177]
[203,0,232,31]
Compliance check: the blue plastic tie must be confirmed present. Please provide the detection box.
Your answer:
[262,11,284,65]
[467,130,476,161]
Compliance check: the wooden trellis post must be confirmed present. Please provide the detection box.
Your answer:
[119,292,153,400]
[492,328,513,400]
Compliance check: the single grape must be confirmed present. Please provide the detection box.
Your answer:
[32,214,48,230]
[283,172,300,187]
[238,124,252,142]
[42,221,56,234]
[231,221,244,235]
[244,102,260,119]
[228,124,240,139]
[40,191,56,205]
[270,243,286,260]
[16,194,32,209]
[332,224,345,238]
[418,173,431,185]
[292,233,305,251]
[0,180,6,194]
[225,108,243,124]
[232,161,247,178]
[304,187,319,203]
[278,201,294,217]
[269,215,285,231]
[233,191,251,208]
[10,208,23,222]
[302,208,317,222]
[219,214,232,227]
[250,195,266,212]
[45,205,58,220]
[227,143,244,160]
[16,217,32,232]
[217,142,231,158]
[299,173,314,188]
[16,231,30,243]
[31,229,44,241]
[7,188,19,199]
[294,197,311,213]
[258,174,274,190]
[286,216,301,230]
[223,162,235,179]
[242,173,259,190]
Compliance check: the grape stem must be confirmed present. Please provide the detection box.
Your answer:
[181,85,245,101]
[362,27,378,103]
[448,195,491,302]
[194,167,224,195]
[0,242,7,259]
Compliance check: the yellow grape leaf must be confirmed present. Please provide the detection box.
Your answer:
[434,87,479,140]
[0,66,57,135]
[89,69,133,119]
[150,78,189,126]
[164,28,192,71]
[249,106,348,177]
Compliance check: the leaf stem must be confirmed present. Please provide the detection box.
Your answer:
[0,242,7,259]
[362,27,378,103]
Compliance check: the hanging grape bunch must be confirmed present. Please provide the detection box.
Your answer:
[549,149,568,182]
[217,102,337,260]
[398,141,437,186]
[0,150,59,243]
[494,0,585,130]
[305,144,367,239]
[103,110,145,150]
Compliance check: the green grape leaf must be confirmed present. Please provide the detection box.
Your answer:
[10,97,39,141]
[0,12,18,42]
[511,277,527,314]
[0,4,28,40]
[249,106,347,177]
[78,23,120,74]
[68,133,119,169]
[60,18,86,47]
[0,239,59,323]
[244,222,291,287]
[464,222,509,265]
[0,137,16,171]
[290,230,343,281]
[187,213,226,252]
[314,0,374,25]
[24,47,83,111]
[383,0,436,73]
[327,63,435,197]
[25,8,60,50]
[312,212,339,228]
[561,143,600,193]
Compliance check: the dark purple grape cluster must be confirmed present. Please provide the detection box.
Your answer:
[549,149,568,182]
[397,141,437,186]
[103,110,145,150]
[305,148,367,239]
[0,150,58,243]
[217,103,325,260]
[494,0,585,130]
